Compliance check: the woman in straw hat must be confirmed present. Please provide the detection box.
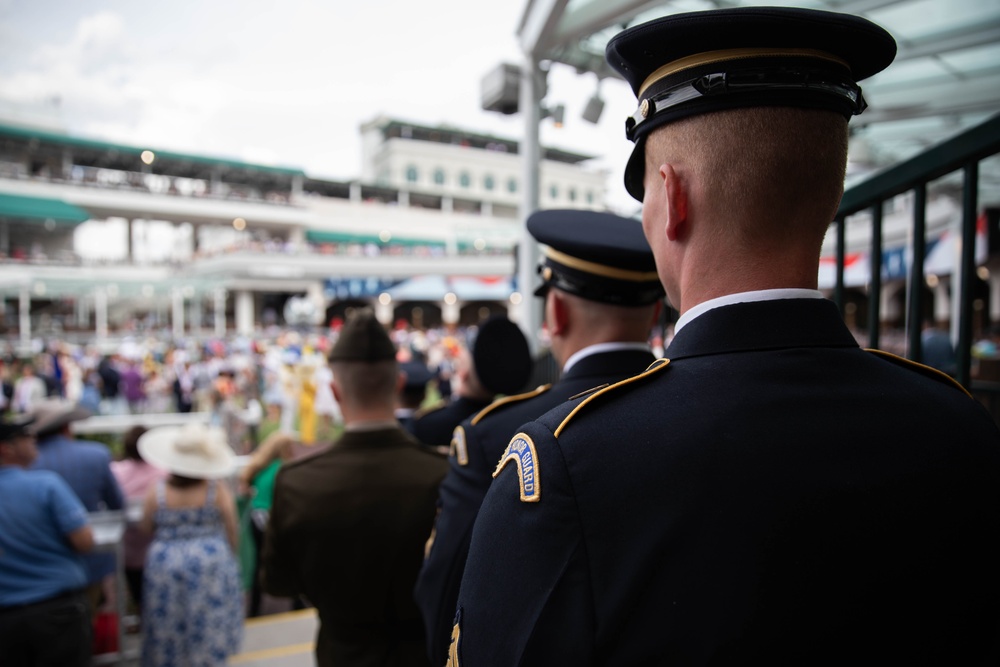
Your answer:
[138,423,242,666]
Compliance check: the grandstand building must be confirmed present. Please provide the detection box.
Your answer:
[0,114,606,345]
[1,109,998,357]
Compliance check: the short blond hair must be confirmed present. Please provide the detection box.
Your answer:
[331,359,398,409]
[647,107,848,249]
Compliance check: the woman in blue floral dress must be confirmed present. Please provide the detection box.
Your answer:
[138,423,243,666]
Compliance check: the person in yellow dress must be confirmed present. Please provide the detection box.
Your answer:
[296,358,318,445]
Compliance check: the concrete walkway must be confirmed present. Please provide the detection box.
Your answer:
[229,609,318,666]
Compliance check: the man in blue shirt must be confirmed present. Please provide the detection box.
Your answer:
[28,398,124,605]
[0,416,95,666]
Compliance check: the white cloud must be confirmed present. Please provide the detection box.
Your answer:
[0,0,642,212]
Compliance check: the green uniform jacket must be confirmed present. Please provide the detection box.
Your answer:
[263,426,447,667]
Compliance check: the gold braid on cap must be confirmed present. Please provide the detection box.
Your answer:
[639,47,850,96]
[544,247,659,282]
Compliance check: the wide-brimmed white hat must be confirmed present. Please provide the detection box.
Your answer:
[138,423,236,479]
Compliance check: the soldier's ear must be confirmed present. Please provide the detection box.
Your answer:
[662,163,688,243]
[550,291,570,336]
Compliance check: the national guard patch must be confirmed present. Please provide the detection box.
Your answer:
[493,433,541,502]
[450,425,469,466]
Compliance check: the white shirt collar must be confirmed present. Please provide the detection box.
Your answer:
[674,289,825,334]
[562,342,652,374]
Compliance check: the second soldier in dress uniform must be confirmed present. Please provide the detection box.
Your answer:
[410,315,533,451]
[416,209,663,665]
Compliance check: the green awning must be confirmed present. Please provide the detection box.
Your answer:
[0,192,91,224]
[306,229,446,247]
[0,122,306,178]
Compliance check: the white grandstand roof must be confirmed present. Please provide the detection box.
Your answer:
[516,0,1000,205]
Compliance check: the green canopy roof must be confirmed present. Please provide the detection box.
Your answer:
[306,229,445,247]
[0,122,305,178]
[0,192,91,224]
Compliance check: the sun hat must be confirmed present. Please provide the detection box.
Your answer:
[28,398,93,437]
[137,422,236,479]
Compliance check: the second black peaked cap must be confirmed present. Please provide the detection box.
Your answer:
[328,309,396,362]
[606,7,897,201]
[528,209,664,307]
[471,315,532,396]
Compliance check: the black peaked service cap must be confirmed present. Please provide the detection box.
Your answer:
[528,209,664,307]
[606,6,897,202]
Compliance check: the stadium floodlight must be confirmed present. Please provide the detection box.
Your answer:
[582,92,605,124]
[481,63,522,115]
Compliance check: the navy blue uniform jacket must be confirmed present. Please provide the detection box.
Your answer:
[452,298,1000,666]
[416,348,656,666]
[412,396,494,450]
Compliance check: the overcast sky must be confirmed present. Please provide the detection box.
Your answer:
[0,0,641,217]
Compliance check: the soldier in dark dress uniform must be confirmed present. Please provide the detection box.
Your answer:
[417,209,664,665]
[450,8,1000,666]
[263,310,448,667]
[410,315,533,451]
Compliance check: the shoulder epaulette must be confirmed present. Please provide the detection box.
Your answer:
[470,384,553,426]
[554,358,670,438]
[414,400,447,419]
[865,349,972,398]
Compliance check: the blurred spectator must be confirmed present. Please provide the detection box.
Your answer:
[79,370,102,415]
[0,416,95,667]
[396,361,433,436]
[172,362,194,413]
[139,423,242,665]
[12,363,46,414]
[120,360,146,414]
[0,361,11,412]
[237,431,298,617]
[143,369,173,414]
[97,356,124,415]
[110,425,166,611]
[921,320,957,376]
[242,387,264,451]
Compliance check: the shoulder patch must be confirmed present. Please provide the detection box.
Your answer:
[866,348,972,398]
[470,384,552,426]
[450,425,469,466]
[415,400,447,419]
[554,358,670,438]
[493,433,541,503]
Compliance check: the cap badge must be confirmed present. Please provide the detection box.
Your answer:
[639,98,651,118]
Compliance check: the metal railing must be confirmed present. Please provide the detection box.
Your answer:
[833,113,1000,392]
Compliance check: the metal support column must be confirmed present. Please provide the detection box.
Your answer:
[18,286,30,346]
[214,287,227,338]
[172,288,185,338]
[517,56,544,353]
[95,288,109,341]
